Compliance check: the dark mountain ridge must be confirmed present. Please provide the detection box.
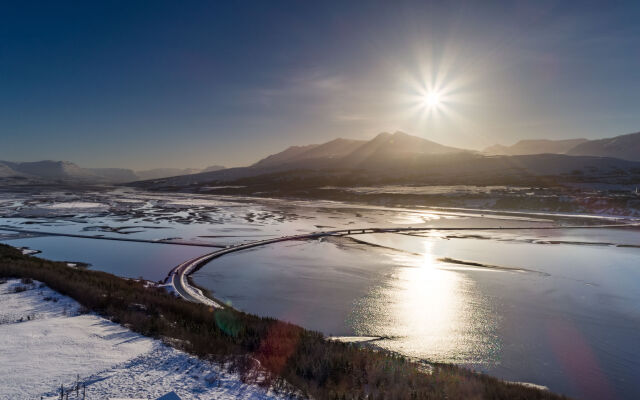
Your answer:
[253,132,467,169]
[131,131,640,190]
[567,131,640,161]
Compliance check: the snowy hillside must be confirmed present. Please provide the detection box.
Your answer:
[0,279,288,400]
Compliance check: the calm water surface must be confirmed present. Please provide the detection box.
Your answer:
[193,231,640,400]
[1,236,211,282]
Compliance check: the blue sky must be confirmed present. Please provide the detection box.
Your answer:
[2,1,640,169]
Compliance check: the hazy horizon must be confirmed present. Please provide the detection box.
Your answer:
[3,1,640,169]
[1,128,637,171]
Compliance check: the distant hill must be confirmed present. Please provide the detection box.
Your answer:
[252,144,321,168]
[252,138,366,168]
[0,162,23,178]
[484,139,588,155]
[3,160,96,181]
[485,131,640,162]
[340,131,466,167]
[89,168,139,183]
[566,131,640,161]
[201,165,226,173]
[0,160,105,183]
[253,132,465,169]
[0,161,226,184]
[136,168,201,181]
[135,166,225,181]
[133,132,469,187]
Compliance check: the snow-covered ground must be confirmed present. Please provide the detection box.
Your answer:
[43,201,108,209]
[0,279,288,400]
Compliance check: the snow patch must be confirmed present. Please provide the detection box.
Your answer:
[43,201,107,209]
[0,279,288,400]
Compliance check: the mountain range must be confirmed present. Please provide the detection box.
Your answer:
[0,161,225,184]
[253,132,466,169]
[483,132,640,161]
[483,138,589,156]
[3,130,640,186]
[131,130,640,189]
[566,131,640,160]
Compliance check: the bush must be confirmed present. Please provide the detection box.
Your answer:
[13,285,28,293]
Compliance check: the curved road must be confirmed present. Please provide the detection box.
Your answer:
[167,231,330,308]
[167,223,640,307]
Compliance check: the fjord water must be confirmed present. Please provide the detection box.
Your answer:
[2,190,639,399]
[2,236,212,282]
[193,231,640,400]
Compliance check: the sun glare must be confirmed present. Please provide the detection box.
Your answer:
[424,91,441,108]
[397,49,478,127]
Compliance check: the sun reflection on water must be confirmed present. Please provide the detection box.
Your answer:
[390,241,468,357]
[348,239,499,364]
[391,211,443,225]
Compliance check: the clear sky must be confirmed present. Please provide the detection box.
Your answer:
[2,1,640,169]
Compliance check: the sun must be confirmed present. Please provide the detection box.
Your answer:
[423,91,441,108]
